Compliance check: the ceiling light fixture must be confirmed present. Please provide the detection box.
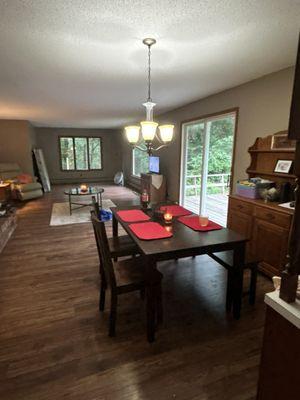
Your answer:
[124,38,174,156]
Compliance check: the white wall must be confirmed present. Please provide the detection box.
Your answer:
[0,120,35,174]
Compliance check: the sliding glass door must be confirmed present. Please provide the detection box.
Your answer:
[180,111,236,226]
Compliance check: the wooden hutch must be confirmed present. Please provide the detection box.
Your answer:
[227,131,295,277]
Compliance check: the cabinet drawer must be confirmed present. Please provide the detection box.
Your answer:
[230,198,253,215]
[254,206,291,229]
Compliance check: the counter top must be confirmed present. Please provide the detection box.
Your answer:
[265,290,300,329]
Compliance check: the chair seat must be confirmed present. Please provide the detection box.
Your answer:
[114,257,163,292]
[114,257,145,287]
[108,235,139,258]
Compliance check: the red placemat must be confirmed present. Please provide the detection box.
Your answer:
[117,210,150,223]
[160,205,192,217]
[178,215,223,231]
[129,222,173,240]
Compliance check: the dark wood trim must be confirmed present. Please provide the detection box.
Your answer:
[58,135,103,172]
[178,107,239,201]
[180,107,240,126]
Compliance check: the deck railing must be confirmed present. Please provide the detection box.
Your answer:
[185,173,231,196]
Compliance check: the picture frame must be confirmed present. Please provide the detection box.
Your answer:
[274,159,293,174]
[271,132,296,151]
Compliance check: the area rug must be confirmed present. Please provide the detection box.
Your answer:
[50,199,116,226]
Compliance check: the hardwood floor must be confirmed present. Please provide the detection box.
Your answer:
[0,184,273,400]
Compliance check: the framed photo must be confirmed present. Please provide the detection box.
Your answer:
[274,159,293,174]
[271,132,296,150]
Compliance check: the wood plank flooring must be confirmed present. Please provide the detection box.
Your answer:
[0,184,273,400]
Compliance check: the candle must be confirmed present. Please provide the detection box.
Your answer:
[199,215,209,227]
[80,184,88,192]
[164,212,173,224]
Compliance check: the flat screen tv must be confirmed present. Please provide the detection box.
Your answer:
[149,156,160,174]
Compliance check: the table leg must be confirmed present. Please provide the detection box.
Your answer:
[232,242,245,320]
[145,257,158,343]
[226,268,234,312]
[112,214,118,238]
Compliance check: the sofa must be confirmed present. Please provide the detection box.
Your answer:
[0,163,43,201]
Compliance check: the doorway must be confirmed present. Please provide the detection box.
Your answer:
[180,110,237,226]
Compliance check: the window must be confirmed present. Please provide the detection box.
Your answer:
[180,110,237,227]
[132,148,149,177]
[59,137,102,170]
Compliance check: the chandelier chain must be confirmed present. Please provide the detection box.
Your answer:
[147,44,152,102]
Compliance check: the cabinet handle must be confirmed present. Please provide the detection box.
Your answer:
[266,213,275,220]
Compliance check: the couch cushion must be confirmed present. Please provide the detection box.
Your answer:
[15,182,42,192]
[18,189,43,201]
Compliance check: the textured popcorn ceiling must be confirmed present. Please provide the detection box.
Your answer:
[0,0,299,128]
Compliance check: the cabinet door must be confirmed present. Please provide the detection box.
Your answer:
[227,209,253,255]
[228,209,252,239]
[252,219,289,277]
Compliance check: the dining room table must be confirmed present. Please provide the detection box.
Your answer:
[111,202,248,342]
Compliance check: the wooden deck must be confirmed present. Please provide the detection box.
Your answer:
[184,194,229,226]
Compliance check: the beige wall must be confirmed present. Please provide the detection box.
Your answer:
[35,127,122,184]
[123,67,295,200]
[0,119,35,174]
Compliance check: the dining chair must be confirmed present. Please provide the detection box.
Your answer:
[92,196,139,261]
[91,211,163,337]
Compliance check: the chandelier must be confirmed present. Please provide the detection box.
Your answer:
[124,38,174,156]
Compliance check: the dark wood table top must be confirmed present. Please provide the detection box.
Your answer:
[111,204,247,260]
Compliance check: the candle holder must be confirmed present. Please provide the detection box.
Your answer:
[80,184,88,193]
[164,212,173,224]
[199,215,209,227]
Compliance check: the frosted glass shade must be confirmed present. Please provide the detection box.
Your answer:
[141,121,158,141]
[159,124,174,142]
[125,125,140,144]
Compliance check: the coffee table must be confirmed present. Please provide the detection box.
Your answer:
[64,186,104,215]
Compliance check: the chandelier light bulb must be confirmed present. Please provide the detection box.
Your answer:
[141,121,158,141]
[125,125,140,144]
[159,124,174,143]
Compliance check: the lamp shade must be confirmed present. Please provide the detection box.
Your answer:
[159,124,174,142]
[125,125,140,144]
[141,121,158,141]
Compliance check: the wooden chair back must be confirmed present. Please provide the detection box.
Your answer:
[91,211,117,290]
[91,195,100,216]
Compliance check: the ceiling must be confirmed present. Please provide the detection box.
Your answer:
[0,0,299,128]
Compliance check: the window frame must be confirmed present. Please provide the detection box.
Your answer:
[131,147,149,178]
[58,135,103,171]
